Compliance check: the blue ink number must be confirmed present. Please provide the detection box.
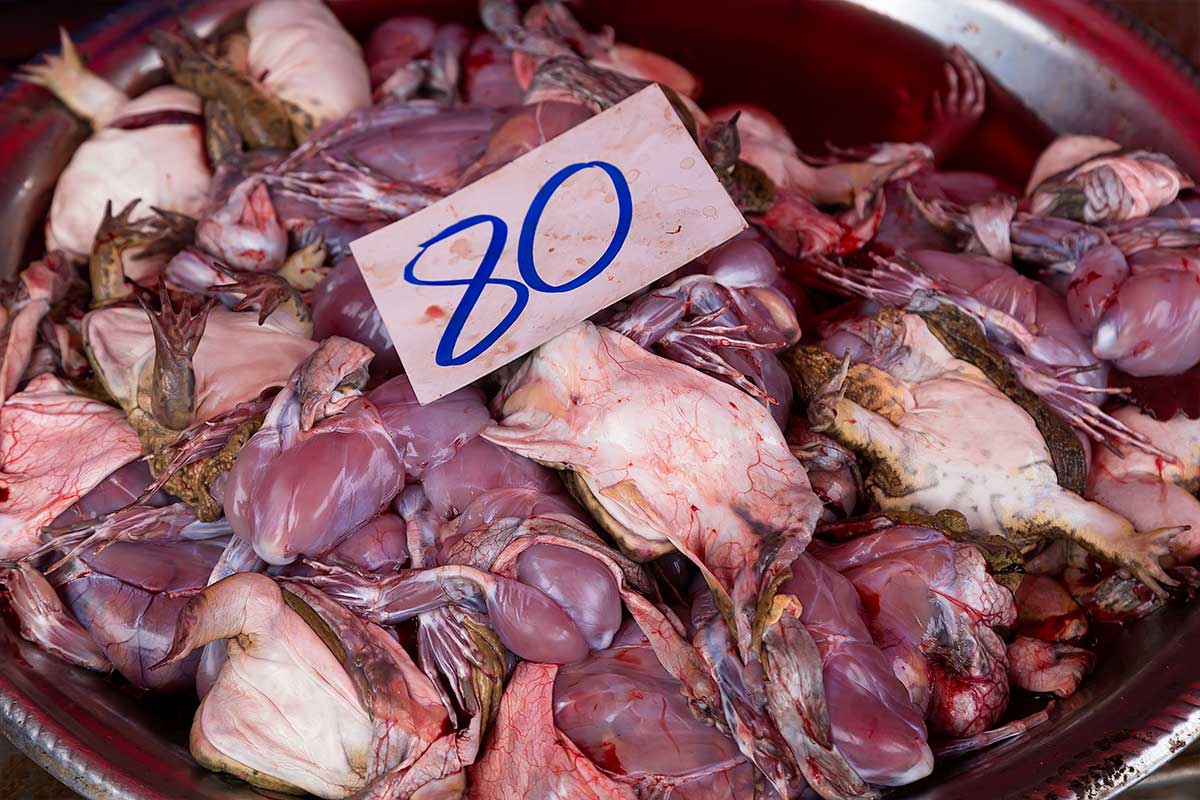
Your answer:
[404,160,633,367]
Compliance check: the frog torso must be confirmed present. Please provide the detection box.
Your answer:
[786,310,1177,593]
[868,372,1062,553]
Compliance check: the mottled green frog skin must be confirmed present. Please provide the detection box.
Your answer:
[784,310,1177,596]
[153,31,295,151]
[89,202,194,308]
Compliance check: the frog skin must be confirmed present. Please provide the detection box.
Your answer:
[783,308,1180,596]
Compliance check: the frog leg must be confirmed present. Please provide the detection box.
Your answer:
[211,267,313,337]
[278,236,328,291]
[152,30,293,150]
[141,208,196,258]
[808,365,926,497]
[140,287,214,431]
[203,99,242,164]
[89,199,144,306]
[19,28,126,127]
[1009,487,1183,597]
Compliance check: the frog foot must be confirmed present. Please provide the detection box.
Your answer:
[30,504,211,574]
[294,559,384,610]
[144,286,212,363]
[140,207,197,259]
[91,199,155,306]
[94,199,148,250]
[141,286,214,431]
[925,46,986,165]
[211,265,307,327]
[19,28,126,126]
[1011,357,1178,462]
[816,253,939,308]
[267,152,439,222]
[656,306,784,401]
[809,354,851,434]
[417,605,505,727]
[1118,525,1188,598]
[94,200,192,258]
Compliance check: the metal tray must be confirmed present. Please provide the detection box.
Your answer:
[0,1,1198,797]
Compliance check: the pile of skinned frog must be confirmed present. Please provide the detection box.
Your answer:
[2,1,1198,798]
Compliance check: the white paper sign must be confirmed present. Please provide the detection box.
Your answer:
[350,84,746,403]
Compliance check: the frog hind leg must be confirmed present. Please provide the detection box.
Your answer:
[19,28,126,126]
[1010,488,1183,598]
[212,267,311,333]
[141,287,214,431]
[204,99,242,164]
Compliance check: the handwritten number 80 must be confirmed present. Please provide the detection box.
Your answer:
[403,160,633,367]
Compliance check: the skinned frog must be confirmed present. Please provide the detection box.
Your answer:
[783,307,1180,595]
[484,322,823,662]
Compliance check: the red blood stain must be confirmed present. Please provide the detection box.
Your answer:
[466,50,492,70]
[593,739,623,772]
[858,588,881,617]
[0,486,8,502]
[1021,612,1086,643]
[424,305,446,320]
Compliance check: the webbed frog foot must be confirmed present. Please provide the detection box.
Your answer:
[211,264,310,329]
[808,354,851,434]
[1114,525,1187,598]
[817,252,940,308]
[93,198,148,250]
[925,46,986,165]
[19,28,126,126]
[144,286,211,364]
[266,152,440,222]
[140,207,197,259]
[1011,357,1177,462]
[141,286,214,431]
[417,605,505,727]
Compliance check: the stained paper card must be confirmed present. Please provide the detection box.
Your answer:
[350,84,747,403]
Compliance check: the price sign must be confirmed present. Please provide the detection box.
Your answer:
[350,84,746,403]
